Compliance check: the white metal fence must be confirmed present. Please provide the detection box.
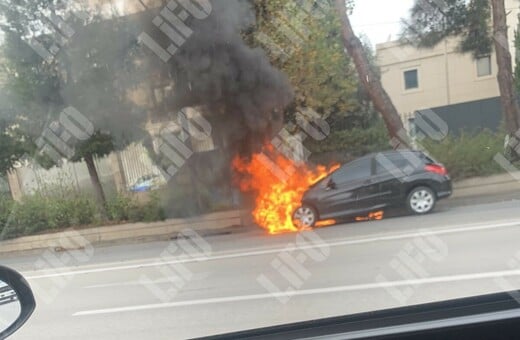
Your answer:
[8,143,165,198]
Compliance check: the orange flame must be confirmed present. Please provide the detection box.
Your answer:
[315,219,337,228]
[233,146,339,234]
[355,210,384,222]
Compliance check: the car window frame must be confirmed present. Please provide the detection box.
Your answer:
[331,156,374,185]
[374,152,426,176]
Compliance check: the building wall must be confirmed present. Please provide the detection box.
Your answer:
[376,0,520,122]
[377,39,500,120]
[506,0,520,65]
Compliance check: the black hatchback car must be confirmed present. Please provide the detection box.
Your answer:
[293,150,452,227]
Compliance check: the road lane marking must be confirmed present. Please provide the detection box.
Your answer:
[27,220,520,280]
[73,267,520,316]
[83,273,210,289]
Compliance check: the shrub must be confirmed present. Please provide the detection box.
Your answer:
[46,198,74,230]
[141,192,166,222]
[1,184,166,240]
[106,194,135,221]
[7,193,100,238]
[14,195,50,235]
[106,192,165,223]
[421,130,505,180]
[0,196,18,239]
[309,122,507,181]
[71,196,98,226]
[0,196,13,227]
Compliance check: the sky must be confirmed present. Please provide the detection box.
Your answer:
[350,0,415,47]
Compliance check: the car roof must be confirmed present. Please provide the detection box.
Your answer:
[332,150,427,172]
[369,149,422,157]
[349,150,421,161]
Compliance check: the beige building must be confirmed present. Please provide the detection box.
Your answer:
[376,0,520,126]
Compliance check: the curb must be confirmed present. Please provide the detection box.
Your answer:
[440,190,520,209]
[0,210,251,255]
[452,181,520,200]
[452,172,520,190]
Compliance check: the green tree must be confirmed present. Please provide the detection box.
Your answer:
[401,0,520,134]
[0,125,30,175]
[0,2,147,211]
[249,0,361,126]
[515,13,520,94]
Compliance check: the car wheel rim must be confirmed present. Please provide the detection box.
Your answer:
[410,190,434,213]
[294,207,316,227]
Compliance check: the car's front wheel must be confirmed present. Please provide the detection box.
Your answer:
[406,186,436,214]
[293,205,318,228]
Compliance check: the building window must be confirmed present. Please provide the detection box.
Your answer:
[404,69,419,90]
[477,56,492,77]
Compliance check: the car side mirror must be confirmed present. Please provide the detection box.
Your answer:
[326,179,337,190]
[0,266,36,339]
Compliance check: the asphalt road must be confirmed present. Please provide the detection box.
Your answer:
[6,199,520,339]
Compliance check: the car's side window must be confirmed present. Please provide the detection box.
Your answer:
[332,158,372,185]
[422,154,437,165]
[375,153,422,175]
[376,156,406,174]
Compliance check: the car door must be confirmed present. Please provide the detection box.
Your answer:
[352,155,408,213]
[316,158,373,219]
[364,152,423,209]
[359,154,401,211]
[354,156,386,212]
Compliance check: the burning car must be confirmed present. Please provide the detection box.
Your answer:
[233,146,339,234]
[293,150,452,228]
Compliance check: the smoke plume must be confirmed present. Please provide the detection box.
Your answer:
[141,0,294,155]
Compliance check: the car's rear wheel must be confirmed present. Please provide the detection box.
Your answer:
[293,205,318,228]
[407,186,436,214]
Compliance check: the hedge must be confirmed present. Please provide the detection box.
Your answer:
[0,191,165,240]
[421,130,506,180]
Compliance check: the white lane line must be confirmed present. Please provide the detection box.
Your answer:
[73,268,520,316]
[27,220,520,280]
[84,277,183,289]
[83,273,210,289]
[85,282,153,289]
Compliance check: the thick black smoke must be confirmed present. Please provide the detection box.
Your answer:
[142,0,294,156]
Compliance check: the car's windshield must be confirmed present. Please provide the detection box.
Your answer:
[2,0,520,339]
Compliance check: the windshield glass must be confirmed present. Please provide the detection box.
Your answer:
[2,0,520,338]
